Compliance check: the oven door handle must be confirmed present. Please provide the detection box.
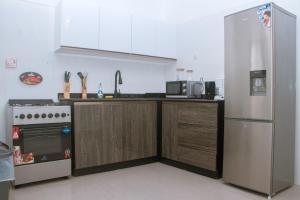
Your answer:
[20,129,64,136]
[20,126,68,131]
[22,132,62,137]
[23,136,62,142]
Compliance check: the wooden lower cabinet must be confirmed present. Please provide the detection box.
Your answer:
[162,102,223,176]
[74,101,157,170]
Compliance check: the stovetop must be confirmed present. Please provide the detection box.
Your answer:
[8,99,71,125]
[8,99,55,106]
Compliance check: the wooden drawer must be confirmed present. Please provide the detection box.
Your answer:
[177,103,218,126]
[162,101,223,176]
[176,146,216,171]
[177,123,217,154]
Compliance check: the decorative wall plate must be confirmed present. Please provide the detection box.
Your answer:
[19,72,43,85]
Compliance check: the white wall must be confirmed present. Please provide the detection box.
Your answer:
[168,0,300,185]
[0,0,174,142]
[165,14,225,82]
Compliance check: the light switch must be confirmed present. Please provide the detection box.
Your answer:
[5,57,17,68]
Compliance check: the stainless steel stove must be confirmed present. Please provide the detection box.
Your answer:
[7,99,72,186]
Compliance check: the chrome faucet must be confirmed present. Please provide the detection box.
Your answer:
[114,70,123,98]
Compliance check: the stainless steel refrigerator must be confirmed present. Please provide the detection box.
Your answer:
[223,3,296,197]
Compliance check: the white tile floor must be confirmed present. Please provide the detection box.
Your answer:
[10,163,300,200]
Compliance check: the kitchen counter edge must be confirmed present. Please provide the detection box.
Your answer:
[59,98,223,103]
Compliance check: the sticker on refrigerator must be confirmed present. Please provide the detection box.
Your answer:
[257,3,271,28]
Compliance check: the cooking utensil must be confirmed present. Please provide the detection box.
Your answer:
[83,72,88,79]
[64,71,71,83]
[77,72,88,99]
[64,71,71,99]
[77,72,87,85]
[77,72,84,84]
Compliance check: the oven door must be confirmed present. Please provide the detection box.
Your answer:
[12,123,71,165]
[166,81,186,96]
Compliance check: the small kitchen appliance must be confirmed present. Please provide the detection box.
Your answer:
[166,81,204,98]
[205,81,216,99]
[7,99,72,186]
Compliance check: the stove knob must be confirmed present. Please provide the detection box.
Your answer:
[48,113,53,118]
[27,114,33,119]
[55,113,60,118]
[41,113,47,118]
[20,114,25,119]
[34,114,40,119]
[61,113,67,118]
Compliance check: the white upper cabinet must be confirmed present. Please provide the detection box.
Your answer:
[58,0,99,49]
[99,8,132,53]
[132,15,176,59]
[56,0,177,60]
[155,21,177,59]
[132,15,157,57]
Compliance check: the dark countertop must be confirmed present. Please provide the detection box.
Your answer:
[58,93,223,104]
[59,98,221,103]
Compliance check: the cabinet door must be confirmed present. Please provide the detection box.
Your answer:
[162,102,218,171]
[99,8,132,53]
[122,102,157,160]
[74,102,123,169]
[155,21,176,59]
[162,102,178,160]
[132,15,157,56]
[223,119,272,194]
[74,101,157,170]
[60,0,99,49]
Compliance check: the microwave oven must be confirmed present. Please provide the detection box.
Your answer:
[166,81,203,98]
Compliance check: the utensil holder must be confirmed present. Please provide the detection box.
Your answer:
[82,79,87,99]
[63,82,70,99]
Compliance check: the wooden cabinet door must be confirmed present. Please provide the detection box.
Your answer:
[122,102,157,160]
[162,102,218,171]
[162,102,178,160]
[74,102,123,169]
[74,101,157,169]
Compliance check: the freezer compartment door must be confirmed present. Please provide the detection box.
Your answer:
[223,119,273,194]
[224,5,273,120]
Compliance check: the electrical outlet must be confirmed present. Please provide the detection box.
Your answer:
[5,57,17,68]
